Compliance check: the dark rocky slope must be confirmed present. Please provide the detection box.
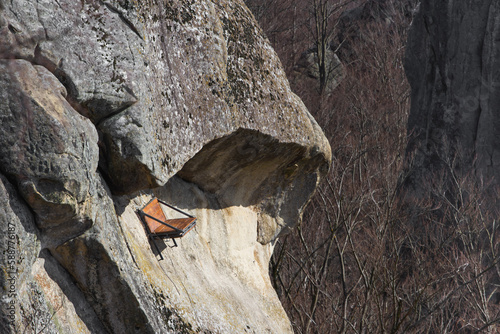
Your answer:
[405,0,500,192]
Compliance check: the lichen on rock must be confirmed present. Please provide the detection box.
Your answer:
[0,0,331,332]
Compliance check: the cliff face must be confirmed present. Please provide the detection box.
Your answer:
[0,1,331,333]
[405,1,500,189]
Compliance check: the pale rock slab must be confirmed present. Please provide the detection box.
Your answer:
[0,0,331,332]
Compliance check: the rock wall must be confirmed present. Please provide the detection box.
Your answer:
[405,1,500,190]
[0,0,331,333]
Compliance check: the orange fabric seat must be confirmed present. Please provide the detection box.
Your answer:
[150,217,197,234]
[139,198,197,239]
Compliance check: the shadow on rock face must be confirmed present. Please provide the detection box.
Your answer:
[177,128,329,244]
[39,249,108,333]
[0,0,331,332]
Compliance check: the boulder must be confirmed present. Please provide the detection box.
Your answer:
[0,59,100,246]
[0,0,331,332]
[293,46,345,95]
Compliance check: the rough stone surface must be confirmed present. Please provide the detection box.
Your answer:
[404,1,500,190]
[0,174,106,334]
[0,173,39,334]
[113,177,294,333]
[96,0,331,195]
[0,0,329,195]
[0,0,331,332]
[293,47,345,95]
[178,128,328,243]
[0,59,101,246]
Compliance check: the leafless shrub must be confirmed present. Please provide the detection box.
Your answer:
[250,0,500,332]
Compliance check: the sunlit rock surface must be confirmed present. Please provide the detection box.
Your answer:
[0,0,330,332]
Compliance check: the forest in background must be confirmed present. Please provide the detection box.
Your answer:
[245,0,500,333]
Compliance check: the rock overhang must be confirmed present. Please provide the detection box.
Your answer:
[95,0,332,197]
[0,0,331,332]
[177,127,330,243]
[0,0,331,211]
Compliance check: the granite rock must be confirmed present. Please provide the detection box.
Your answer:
[0,0,331,332]
[0,59,100,246]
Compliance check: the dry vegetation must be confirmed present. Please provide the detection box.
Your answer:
[245,0,500,332]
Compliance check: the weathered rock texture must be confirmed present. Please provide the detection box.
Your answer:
[293,46,345,95]
[0,0,330,333]
[404,1,500,191]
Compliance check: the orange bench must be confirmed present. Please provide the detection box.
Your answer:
[138,198,196,254]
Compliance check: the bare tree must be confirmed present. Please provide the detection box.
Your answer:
[309,0,358,94]
[250,0,500,332]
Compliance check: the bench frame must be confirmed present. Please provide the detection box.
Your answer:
[138,198,197,259]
